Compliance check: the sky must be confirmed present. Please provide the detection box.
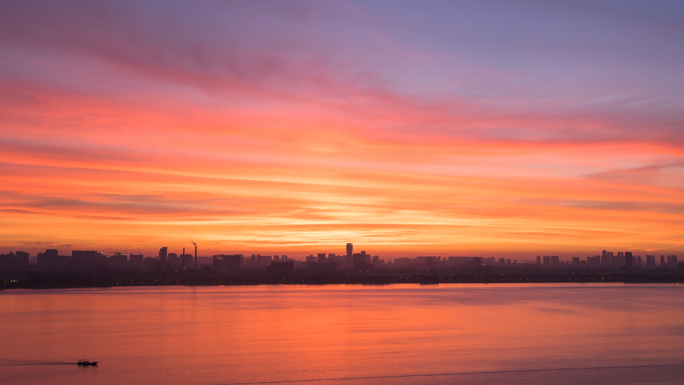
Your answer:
[1,0,683,259]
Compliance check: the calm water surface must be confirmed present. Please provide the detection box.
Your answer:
[1,284,684,384]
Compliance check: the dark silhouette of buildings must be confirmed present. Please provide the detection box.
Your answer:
[108,253,128,269]
[269,261,295,272]
[4,245,684,289]
[213,254,242,274]
[182,253,193,267]
[71,250,100,270]
[6,245,682,279]
[37,249,68,271]
[256,255,272,266]
[159,247,168,263]
[130,253,144,269]
[352,250,374,271]
[625,252,633,270]
[346,243,353,269]
[0,251,29,272]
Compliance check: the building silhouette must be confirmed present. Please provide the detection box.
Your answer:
[37,249,68,271]
[0,251,29,272]
[213,254,242,274]
[108,253,128,269]
[625,252,633,270]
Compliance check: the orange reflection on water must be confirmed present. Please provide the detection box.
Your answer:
[2,284,684,385]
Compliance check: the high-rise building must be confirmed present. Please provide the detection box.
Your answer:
[543,256,550,266]
[0,251,30,272]
[257,255,272,266]
[536,256,541,265]
[353,253,365,269]
[181,253,193,267]
[672,255,679,267]
[661,255,665,267]
[601,253,610,266]
[625,252,633,270]
[159,247,168,263]
[213,254,242,274]
[130,253,144,269]
[611,253,623,267]
[168,253,179,266]
[37,249,67,271]
[108,253,128,269]
[318,253,326,263]
[346,243,353,268]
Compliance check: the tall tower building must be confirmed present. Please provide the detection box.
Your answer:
[625,252,633,270]
[159,247,168,263]
[346,243,353,268]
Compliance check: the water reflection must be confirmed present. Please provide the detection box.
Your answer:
[1,284,684,384]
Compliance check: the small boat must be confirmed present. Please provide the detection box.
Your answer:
[77,359,98,366]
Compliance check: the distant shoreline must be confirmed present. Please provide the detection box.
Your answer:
[2,269,682,290]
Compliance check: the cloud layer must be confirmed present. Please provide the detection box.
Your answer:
[1,0,683,257]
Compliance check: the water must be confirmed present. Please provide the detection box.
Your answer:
[1,284,684,384]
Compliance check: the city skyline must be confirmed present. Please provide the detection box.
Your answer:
[1,1,684,258]
[2,242,678,265]
[3,241,681,290]
[1,244,678,262]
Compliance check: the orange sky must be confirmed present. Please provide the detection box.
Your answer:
[1,1,683,259]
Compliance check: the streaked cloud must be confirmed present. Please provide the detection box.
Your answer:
[0,0,682,257]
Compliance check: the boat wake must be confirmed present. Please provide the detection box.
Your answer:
[0,359,73,366]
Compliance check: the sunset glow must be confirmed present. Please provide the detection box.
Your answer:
[1,1,683,258]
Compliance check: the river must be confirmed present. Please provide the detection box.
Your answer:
[1,284,684,384]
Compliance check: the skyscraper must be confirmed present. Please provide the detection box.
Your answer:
[601,252,610,267]
[625,252,633,270]
[346,243,353,268]
[159,247,168,263]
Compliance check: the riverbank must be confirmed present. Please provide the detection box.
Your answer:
[2,268,683,289]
